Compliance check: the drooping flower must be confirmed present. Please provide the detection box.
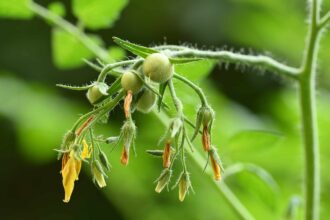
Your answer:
[62,152,78,203]
[61,140,91,203]
[92,161,107,188]
[178,172,193,202]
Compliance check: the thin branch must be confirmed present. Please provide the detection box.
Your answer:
[29,2,111,63]
[318,10,330,29]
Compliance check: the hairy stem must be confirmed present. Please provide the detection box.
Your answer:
[171,49,300,79]
[299,1,322,220]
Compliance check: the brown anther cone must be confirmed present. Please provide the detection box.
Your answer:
[124,90,133,119]
[202,125,211,151]
[162,142,171,168]
[210,154,221,181]
[61,152,69,171]
[120,148,129,166]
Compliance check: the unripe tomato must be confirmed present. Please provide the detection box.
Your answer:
[121,71,142,93]
[86,82,109,104]
[137,89,157,113]
[143,53,173,83]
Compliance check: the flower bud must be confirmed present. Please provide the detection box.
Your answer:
[143,53,174,83]
[92,160,107,188]
[155,168,172,193]
[178,172,192,202]
[201,106,214,127]
[105,136,119,144]
[209,147,223,181]
[120,119,136,166]
[136,89,157,113]
[121,70,142,93]
[86,82,109,104]
[169,117,182,139]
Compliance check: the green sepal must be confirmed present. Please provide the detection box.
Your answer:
[157,82,168,112]
[56,83,94,91]
[113,37,158,58]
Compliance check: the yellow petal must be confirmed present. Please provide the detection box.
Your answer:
[75,160,82,180]
[62,157,77,203]
[81,139,91,159]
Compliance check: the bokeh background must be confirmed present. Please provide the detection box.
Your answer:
[0,0,330,219]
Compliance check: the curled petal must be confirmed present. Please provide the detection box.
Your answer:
[120,147,129,166]
[162,142,171,168]
[124,90,133,118]
[202,126,210,151]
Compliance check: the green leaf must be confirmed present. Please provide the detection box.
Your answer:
[174,59,215,83]
[223,163,279,192]
[52,28,103,69]
[48,1,66,17]
[0,0,33,19]
[224,163,279,210]
[72,0,128,30]
[113,37,158,58]
[225,130,282,153]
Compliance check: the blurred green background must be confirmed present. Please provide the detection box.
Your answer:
[0,0,330,219]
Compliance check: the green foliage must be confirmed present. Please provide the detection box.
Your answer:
[225,130,282,154]
[52,28,103,69]
[0,0,33,19]
[72,0,128,30]
[48,1,66,17]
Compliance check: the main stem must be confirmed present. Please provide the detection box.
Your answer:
[300,0,321,219]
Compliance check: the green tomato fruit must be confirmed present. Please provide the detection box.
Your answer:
[137,89,157,113]
[121,71,142,93]
[143,53,173,83]
[86,82,109,104]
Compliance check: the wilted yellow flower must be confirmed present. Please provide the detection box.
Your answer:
[61,140,92,203]
[62,152,78,203]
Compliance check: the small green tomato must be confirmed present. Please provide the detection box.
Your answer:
[137,89,157,113]
[86,82,109,104]
[143,53,173,83]
[121,71,142,93]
